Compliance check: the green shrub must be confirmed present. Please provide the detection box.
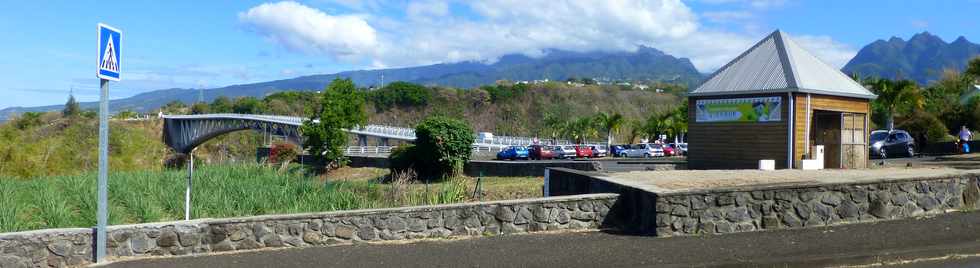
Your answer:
[414,116,474,180]
[897,111,948,148]
[388,144,418,176]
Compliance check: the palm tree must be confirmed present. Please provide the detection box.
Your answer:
[869,78,923,129]
[595,112,625,148]
[569,116,599,144]
[626,119,644,144]
[543,112,568,143]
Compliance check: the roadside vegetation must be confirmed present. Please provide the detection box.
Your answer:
[158,80,688,145]
[860,57,980,146]
[0,164,542,233]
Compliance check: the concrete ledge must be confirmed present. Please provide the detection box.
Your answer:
[343,155,605,177]
[464,160,602,177]
[0,194,618,268]
[547,168,980,237]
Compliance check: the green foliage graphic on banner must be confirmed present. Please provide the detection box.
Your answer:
[695,97,782,122]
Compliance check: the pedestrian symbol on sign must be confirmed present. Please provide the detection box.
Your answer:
[97,23,121,81]
[100,38,118,72]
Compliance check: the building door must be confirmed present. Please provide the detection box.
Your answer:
[812,111,842,168]
[841,113,867,169]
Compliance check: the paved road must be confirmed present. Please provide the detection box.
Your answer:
[103,211,980,268]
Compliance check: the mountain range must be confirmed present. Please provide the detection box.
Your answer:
[842,32,980,85]
[0,46,702,121]
[7,32,980,122]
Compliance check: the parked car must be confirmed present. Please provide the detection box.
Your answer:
[575,145,594,158]
[496,146,529,160]
[869,129,915,159]
[663,144,676,156]
[529,145,556,160]
[589,145,607,158]
[618,143,665,158]
[609,145,628,157]
[553,145,577,159]
[670,143,688,155]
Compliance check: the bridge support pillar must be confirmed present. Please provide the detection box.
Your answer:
[379,138,389,147]
[358,134,368,146]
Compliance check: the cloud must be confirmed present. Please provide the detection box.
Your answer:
[376,0,702,67]
[910,19,929,29]
[697,0,786,9]
[239,1,378,58]
[239,0,852,72]
[702,10,753,23]
[406,0,449,18]
[791,34,857,68]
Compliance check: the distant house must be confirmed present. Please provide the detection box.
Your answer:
[958,85,980,104]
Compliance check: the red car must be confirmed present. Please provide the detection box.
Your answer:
[574,145,593,158]
[663,145,675,156]
[529,145,556,160]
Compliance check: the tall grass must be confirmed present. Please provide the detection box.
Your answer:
[0,164,488,233]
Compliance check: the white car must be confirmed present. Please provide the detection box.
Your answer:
[670,143,688,155]
[589,145,607,157]
[619,143,665,158]
[553,145,577,159]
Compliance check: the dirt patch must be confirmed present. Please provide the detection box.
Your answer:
[323,167,389,182]
[604,167,978,193]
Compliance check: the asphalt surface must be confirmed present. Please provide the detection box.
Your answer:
[102,210,980,268]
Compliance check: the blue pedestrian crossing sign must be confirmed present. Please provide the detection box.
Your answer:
[97,23,121,81]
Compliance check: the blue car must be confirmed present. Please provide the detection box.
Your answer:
[496,146,529,160]
[609,145,628,157]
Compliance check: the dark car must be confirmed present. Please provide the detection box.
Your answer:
[869,129,915,159]
[529,145,556,160]
[609,145,628,157]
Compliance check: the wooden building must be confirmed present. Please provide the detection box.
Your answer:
[687,30,877,170]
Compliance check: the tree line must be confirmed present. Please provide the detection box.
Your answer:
[863,57,980,147]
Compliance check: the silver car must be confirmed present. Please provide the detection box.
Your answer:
[619,143,665,158]
[553,145,577,159]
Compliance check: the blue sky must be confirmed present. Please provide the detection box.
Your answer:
[1,0,978,109]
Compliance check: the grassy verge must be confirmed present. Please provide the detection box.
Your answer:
[0,164,542,233]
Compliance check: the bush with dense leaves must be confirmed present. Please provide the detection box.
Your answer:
[387,144,418,176]
[269,142,298,164]
[413,116,474,180]
[897,111,949,149]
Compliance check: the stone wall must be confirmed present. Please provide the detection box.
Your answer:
[339,156,604,177]
[547,168,980,237]
[0,194,617,268]
[652,176,980,237]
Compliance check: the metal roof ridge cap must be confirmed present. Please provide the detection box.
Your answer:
[794,87,878,99]
[772,30,799,89]
[692,29,784,93]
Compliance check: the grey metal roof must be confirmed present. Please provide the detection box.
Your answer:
[691,30,877,99]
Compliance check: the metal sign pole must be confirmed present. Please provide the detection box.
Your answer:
[185,151,194,220]
[96,78,109,262]
[95,23,120,263]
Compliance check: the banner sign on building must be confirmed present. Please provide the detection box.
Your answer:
[695,97,782,122]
